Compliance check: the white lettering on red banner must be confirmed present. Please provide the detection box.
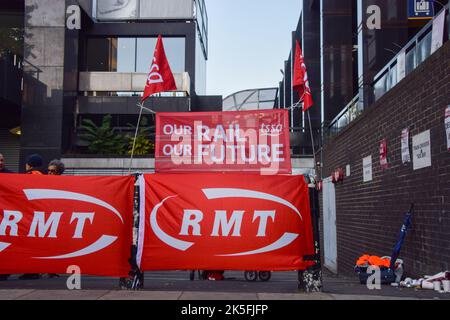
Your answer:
[155,110,292,175]
[137,174,314,271]
[0,175,134,277]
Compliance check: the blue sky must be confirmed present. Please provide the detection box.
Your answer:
[205,0,302,98]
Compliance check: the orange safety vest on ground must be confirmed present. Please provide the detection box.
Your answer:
[356,254,390,268]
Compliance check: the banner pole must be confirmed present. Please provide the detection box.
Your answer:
[307,108,317,174]
[128,102,144,174]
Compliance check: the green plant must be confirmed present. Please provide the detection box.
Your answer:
[79,115,126,155]
[127,127,154,156]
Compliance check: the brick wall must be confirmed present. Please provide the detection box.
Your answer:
[320,41,450,277]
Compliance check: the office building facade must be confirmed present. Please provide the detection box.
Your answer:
[1,0,222,173]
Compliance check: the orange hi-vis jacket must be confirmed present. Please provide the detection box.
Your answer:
[356,255,391,268]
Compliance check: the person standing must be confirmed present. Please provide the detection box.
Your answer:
[0,153,13,173]
[46,159,65,279]
[18,154,44,280]
[47,159,65,175]
[25,154,44,175]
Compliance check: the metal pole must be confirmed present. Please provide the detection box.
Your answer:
[307,109,317,173]
[128,101,144,174]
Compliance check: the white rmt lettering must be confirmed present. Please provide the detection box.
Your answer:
[211,211,244,237]
[27,212,63,238]
[179,210,203,236]
[0,210,23,236]
[70,212,94,239]
[252,211,275,237]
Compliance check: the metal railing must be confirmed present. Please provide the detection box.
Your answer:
[373,4,449,101]
[326,4,449,139]
[327,94,361,138]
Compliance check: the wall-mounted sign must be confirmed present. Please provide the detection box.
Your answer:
[401,129,411,164]
[346,164,351,177]
[412,130,432,170]
[431,9,446,54]
[380,139,389,170]
[363,156,373,182]
[408,0,434,20]
[445,106,450,151]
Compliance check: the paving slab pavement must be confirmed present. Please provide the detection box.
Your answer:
[257,293,334,300]
[0,290,35,300]
[1,271,449,300]
[0,289,427,300]
[99,290,182,300]
[17,290,110,300]
[178,292,258,300]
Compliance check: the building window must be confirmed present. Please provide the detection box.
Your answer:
[86,37,117,72]
[85,37,185,74]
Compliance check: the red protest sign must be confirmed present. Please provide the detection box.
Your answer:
[137,174,314,271]
[0,174,134,277]
[155,109,292,175]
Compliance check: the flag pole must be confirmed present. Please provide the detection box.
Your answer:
[306,107,318,175]
[128,101,145,175]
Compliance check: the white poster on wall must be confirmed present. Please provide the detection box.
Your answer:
[346,164,351,177]
[363,156,373,182]
[431,10,446,54]
[412,130,432,170]
[446,106,450,151]
[401,128,411,164]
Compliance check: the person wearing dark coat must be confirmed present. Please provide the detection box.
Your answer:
[25,154,44,175]
[0,153,13,174]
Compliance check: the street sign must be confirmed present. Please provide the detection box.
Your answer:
[408,0,435,20]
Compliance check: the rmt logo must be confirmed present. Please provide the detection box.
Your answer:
[0,189,124,259]
[149,188,303,256]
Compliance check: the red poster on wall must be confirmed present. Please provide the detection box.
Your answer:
[155,110,292,175]
[380,139,389,170]
[137,174,314,271]
[0,174,134,277]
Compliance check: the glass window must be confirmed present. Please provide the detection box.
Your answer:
[86,38,117,72]
[417,31,432,65]
[117,38,136,72]
[259,89,277,102]
[388,64,397,90]
[86,37,185,74]
[405,47,415,75]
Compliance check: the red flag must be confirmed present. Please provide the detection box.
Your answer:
[293,40,313,112]
[142,35,177,102]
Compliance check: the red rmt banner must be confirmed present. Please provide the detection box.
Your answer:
[155,109,292,175]
[137,174,314,271]
[0,174,134,277]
